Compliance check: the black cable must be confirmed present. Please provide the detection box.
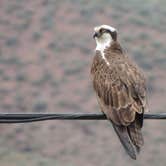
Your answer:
[0,113,165,123]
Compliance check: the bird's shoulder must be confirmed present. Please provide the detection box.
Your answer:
[91,50,143,82]
[91,51,118,83]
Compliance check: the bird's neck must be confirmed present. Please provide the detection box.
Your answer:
[95,38,123,66]
[95,38,112,53]
[95,38,112,66]
[109,41,123,54]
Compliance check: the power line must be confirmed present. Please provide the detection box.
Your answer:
[0,112,165,123]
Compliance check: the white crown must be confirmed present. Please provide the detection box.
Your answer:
[94,24,116,32]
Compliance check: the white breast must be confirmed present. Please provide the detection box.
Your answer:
[95,33,112,66]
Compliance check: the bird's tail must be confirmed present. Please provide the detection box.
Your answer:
[127,121,144,153]
[111,122,137,160]
[111,120,144,160]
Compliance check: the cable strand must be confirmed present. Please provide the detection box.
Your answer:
[0,113,165,123]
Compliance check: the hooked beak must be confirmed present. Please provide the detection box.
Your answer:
[93,32,99,39]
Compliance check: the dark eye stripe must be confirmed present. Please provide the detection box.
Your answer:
[100,29,110,33]
[100,29,117,41]
[105,29,111,33]
[102,29,107,33]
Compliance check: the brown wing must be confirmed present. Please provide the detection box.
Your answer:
[91,45,147,159]
[92,56,147,126]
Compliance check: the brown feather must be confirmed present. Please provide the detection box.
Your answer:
[91,41,147,158]
[127,113,144,152]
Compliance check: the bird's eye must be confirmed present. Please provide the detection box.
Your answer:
[100,29,106,33]
[99,29,104,33]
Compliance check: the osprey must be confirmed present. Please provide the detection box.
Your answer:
[91,25,148,159]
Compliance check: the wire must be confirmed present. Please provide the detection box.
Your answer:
[0,113,165,123]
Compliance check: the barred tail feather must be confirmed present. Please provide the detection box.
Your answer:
[111,122,137,160]
[127,121,144,153]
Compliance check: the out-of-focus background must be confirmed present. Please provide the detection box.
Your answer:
[0,0,166,165]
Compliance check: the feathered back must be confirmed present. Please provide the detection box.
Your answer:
[91,41,147,159]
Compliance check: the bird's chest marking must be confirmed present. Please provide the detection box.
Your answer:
[95,42,110,66]
[101,51,110,66]
[96,49,110,66]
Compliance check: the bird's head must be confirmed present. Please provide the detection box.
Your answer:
[93,25,117,50]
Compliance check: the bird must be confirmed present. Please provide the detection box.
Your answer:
[91,24,148,160]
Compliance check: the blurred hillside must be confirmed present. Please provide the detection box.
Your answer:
[0,0,166,166]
